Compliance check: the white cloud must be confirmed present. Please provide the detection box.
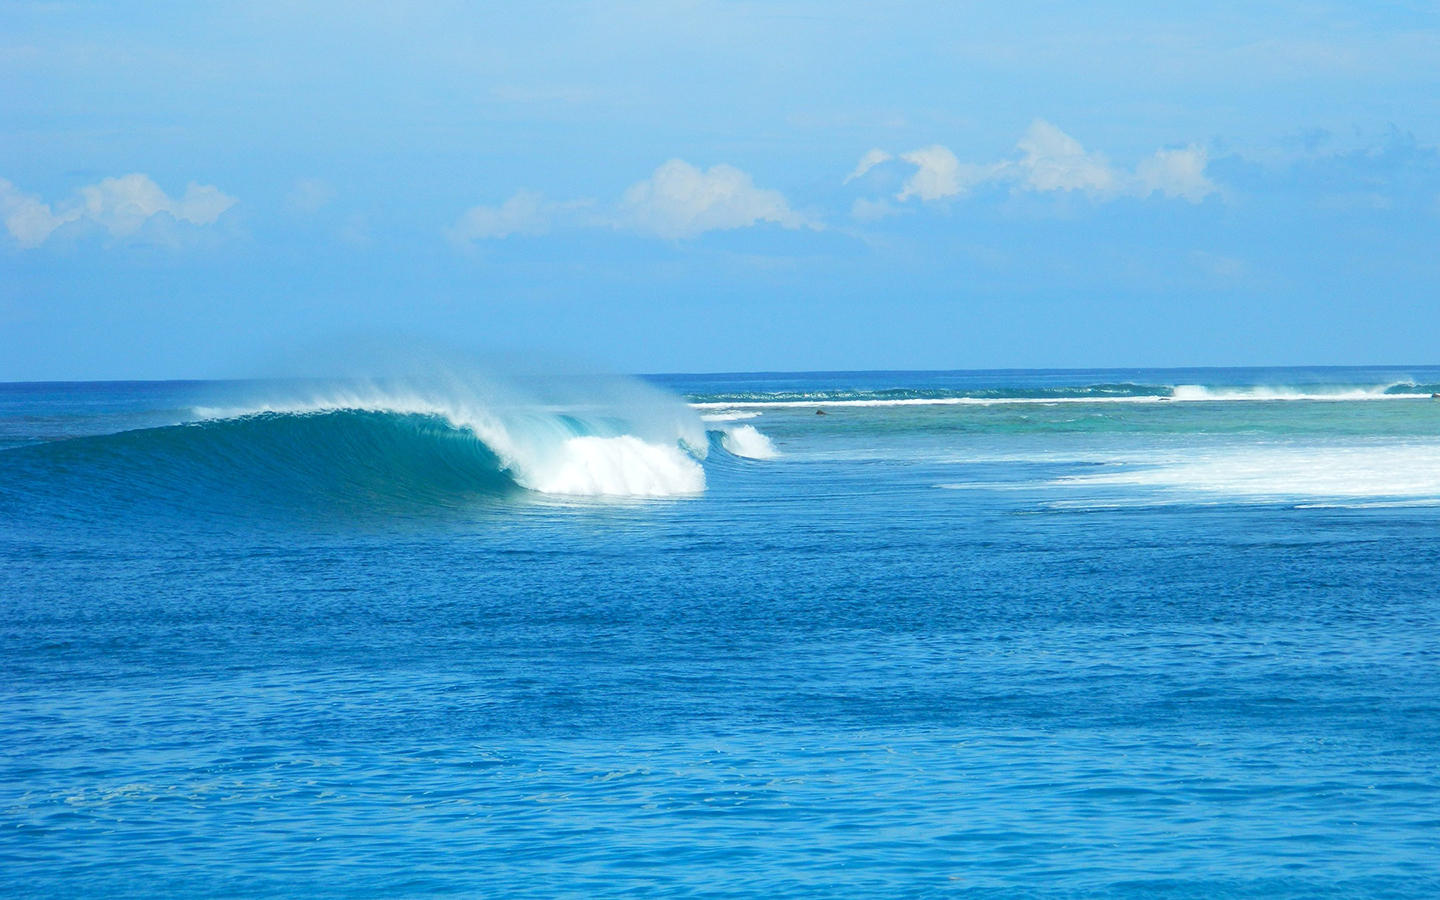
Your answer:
[450,190,552,241]
[896,145,996,202]
[448,163,811,246]
[1134,146,1218,202]
[1,174,236,248]
[876,120,1219,208]
[897,145,959,201]
[78,175,236,237]
[844,149,892,184]
[1013,119,1123,196]
[0,179,80,248]
[619,159,812,239]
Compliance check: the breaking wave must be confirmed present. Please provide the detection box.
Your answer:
[192,386,710,498]
[0,365,781,519]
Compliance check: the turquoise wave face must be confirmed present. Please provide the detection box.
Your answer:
[0,411,522,521]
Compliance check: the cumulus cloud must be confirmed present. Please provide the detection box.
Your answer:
[0,174,236,248]
[619,159,812,239]
[844,149,893,184]
[865,120,1219,212]
[79,175,236,237]
[450,190,553,241]
[0,179,80,248]
[1013,119,1123,196]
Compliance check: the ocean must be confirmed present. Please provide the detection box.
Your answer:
[2,366,1439,898]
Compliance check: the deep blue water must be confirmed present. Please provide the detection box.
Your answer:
[2,368,1439,898]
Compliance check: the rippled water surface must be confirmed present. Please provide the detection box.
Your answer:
[3,369,1439,898]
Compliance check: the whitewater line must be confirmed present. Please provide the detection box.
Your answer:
[691,391,1437,409]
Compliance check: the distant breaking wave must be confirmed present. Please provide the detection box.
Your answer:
[717,424,779,459]
[690,381,1440,410]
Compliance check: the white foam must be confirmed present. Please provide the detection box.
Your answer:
[693,398,1162,409]
[525,435,705,496]
[1169,384,1429,402]
[693,385,1434,410]
[719,424,779,459]
[1057,442,1440,501]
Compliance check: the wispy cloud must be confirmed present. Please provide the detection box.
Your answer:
[844,149,893,184]
[455,160,816,245]
[1,174,236,248]
[449,190,555,242]
[850,197,903,222]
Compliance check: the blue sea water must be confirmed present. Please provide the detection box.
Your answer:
[3,366,1440,898]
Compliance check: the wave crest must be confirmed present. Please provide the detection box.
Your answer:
[0,366,724,521]
[197,390,708,498]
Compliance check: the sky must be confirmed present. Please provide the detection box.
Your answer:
[3,1,1440,379]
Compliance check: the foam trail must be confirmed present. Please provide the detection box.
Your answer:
[1057,443,1440,501]
[719,424,779,459]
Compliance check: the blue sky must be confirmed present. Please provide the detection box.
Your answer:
[3,1,1440,379]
